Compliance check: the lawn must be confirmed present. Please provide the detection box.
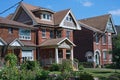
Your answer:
[84,68,120,79]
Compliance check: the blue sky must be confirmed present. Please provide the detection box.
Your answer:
[0,0,120,25]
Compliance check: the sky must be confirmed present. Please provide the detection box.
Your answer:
[0,0,120,25]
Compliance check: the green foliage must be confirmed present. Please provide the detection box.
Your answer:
[107,73,120,80]
[20,61,39,70]
[79,62,93,68]
[50,63,61,71]
[5,53,17,67]
[78,64,84,70]
[112,34,120,69]
[79,72,94,80]
[60,59,73,72]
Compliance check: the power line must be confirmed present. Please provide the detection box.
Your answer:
[0,0,23,15]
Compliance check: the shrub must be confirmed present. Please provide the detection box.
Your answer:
[104,63,115,69]
[20,61,39,70]
[5,53,17,67]
[107,73,120,80]
[78,64,84,70]
[79,72,94,80]
[60,59,73,72]
[79,62,93,68]
[50,63,61,71]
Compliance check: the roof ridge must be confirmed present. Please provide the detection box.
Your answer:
[79,14,111,21]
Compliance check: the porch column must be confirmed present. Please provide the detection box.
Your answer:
[71,47,73,61]
[55,47,59,64]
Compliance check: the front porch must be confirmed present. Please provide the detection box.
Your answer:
[39,38,75,67]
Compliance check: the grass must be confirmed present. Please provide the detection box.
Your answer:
[84,68,120,79]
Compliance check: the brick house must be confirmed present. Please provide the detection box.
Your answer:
[0,17,37,66]
[7,2,80,66]
[73,14,117,67]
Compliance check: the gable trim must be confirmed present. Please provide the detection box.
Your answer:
[59,10,81,30]
[0,38,7,46]
[57,38,75,46]
[11,3,37,25]
[9,38,24,46]
[105,15,117,34]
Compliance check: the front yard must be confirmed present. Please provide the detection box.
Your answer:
[84,68,120,79]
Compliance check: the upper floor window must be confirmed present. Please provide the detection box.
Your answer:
[66,15,72,22]
[42,29,46,38]
[19,29,31,40]
[103,50,107,60]
[102,34,106,44]
[95,33,99,43]
[66,30,70,39]
[108,33,112,45]
[41,13,51,21]
[56,30,61,38]
[50,30,54,38]
[8,28,13,34]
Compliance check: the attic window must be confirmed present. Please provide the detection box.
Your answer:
[66,15,72,22]
[41,13,51,21]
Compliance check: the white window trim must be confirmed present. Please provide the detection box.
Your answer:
[19,29,31,40]
[102,34,107,45]
[42,28,46,38]
[22,50,34,61]
[108,33,112,45]
[102,49,107,61]
[41,12,52,21]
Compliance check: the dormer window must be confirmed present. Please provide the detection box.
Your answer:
[19,29,31,40]
[41,12,51,21]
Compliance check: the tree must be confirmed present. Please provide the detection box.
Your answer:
[112,34,120,69]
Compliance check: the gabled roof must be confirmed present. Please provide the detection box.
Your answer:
[39,38,75,47]
[9,38,36,47]
[0,17,37,30]
[79,14,111,32]
[54,9,70,25]
[11,2,81,30]
[0,37,7,45]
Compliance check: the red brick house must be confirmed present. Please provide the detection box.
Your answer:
[73,14,117,67]
[0,17,37,66]
[8,2,80,66]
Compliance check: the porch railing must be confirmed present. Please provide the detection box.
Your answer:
[73,60,78,71]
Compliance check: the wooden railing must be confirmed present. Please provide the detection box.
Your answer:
[73,60,78,71]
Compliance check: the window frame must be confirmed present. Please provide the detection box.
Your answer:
[50,30,54,38]
[41,12,52,21]
[42,28,46,38]
[8,27,13,34]
[66,30,71,39]
[19,29,31,40]
[102,34,107,45]
[103,50,107,60]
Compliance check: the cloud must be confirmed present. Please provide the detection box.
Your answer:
[81,1,93,7]
[109,9,120,16]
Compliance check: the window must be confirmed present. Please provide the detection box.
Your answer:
[102,34,106,44]
[96,34,99,43]
[41,13,51,20]
[56,30,61,38]
[50,30,54,38]
[8,28,13,34]
[19,29,31,40]
[66,15,72,22]
[42,29,46,38]
[22,50,33,62]
[66,30,70,39]
[108,33,112,45]
[103,51,107,60]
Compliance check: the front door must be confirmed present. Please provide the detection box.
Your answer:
[95,51,100,66]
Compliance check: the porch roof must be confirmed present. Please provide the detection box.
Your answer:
[39,38,75,48]
[9,38,36,47]
[0,37,7,46]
